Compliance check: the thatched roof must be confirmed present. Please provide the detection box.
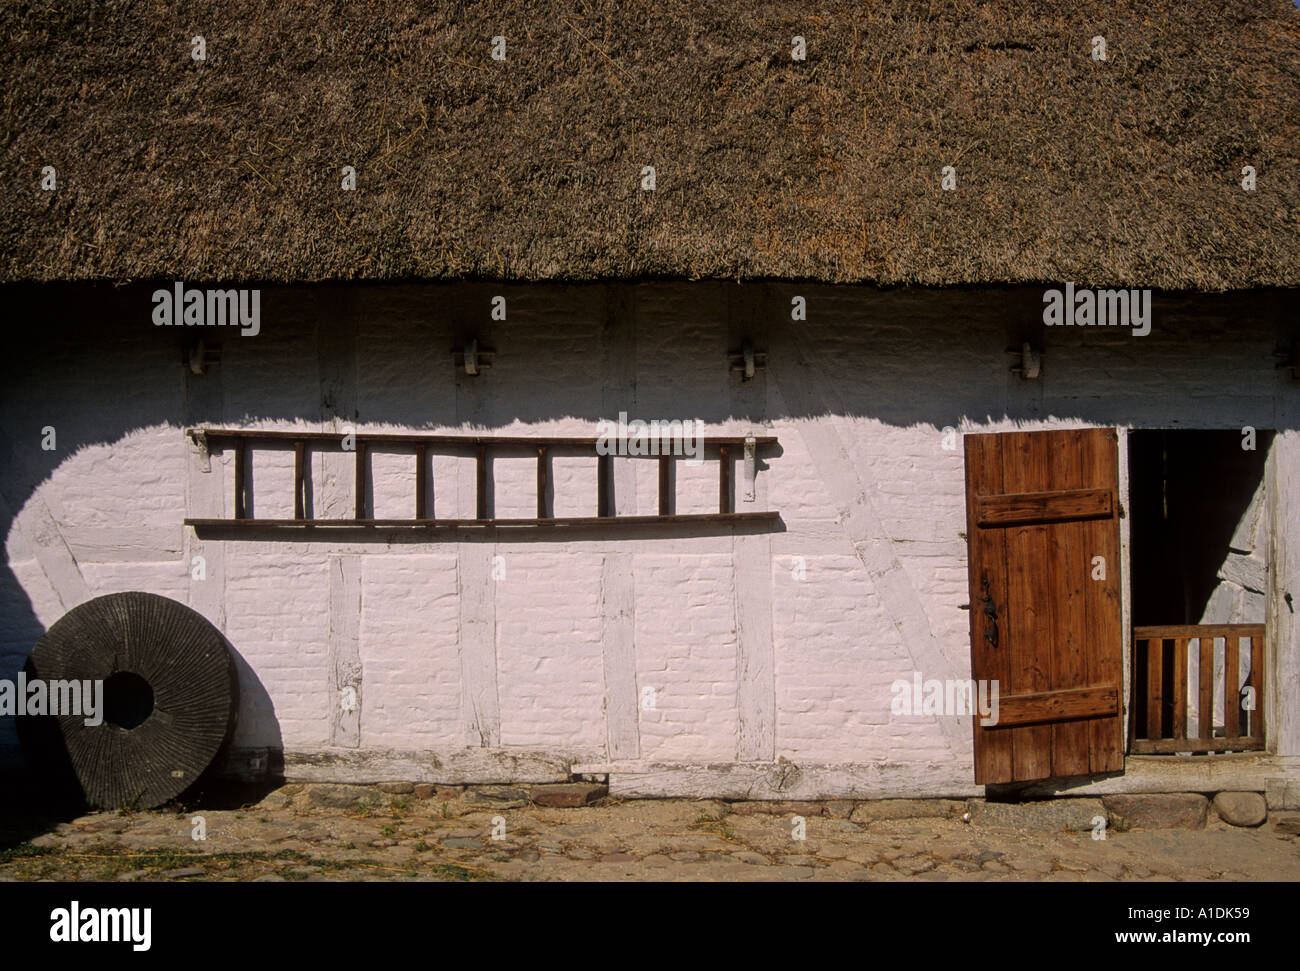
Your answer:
[3,1,1299,289]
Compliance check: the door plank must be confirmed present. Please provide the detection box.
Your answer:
[1045,429,1091,777]
[1080,427,1123,773]
[965,434,1013,784]
[1002,431,1053,783]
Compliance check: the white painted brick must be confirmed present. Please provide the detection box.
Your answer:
[360,554,461,745]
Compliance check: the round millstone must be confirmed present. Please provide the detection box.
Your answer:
[17,592,238,809]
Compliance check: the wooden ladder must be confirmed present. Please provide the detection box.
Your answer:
[184,427,779,532]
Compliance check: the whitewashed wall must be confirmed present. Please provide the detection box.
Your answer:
[0,283,1294,794]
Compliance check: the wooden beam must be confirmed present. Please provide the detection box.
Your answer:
[327,556,362,748]
[735,533,775,760]
[458,548,500,747]
[63,526,184,563]
[580,753,1300,801]
[284,747,597,785]
[600,553,640,760]
[974,487,1112,527]
[585,760,982,800]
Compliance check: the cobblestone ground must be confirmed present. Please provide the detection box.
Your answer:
[3,786,1299,882]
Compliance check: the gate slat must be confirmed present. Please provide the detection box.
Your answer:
[1250,634,1264,741]
[1199,636,1215,740]
[1172,637,1188,740]
[1224,635,1240,740]
[1146,638,1163,739]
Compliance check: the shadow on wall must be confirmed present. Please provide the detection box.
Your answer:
[0,281,1293,805]
[0,632,278,847]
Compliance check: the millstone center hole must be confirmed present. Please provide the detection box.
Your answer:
[103,672,154,730]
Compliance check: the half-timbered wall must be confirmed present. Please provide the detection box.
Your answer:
[1,283,1295,797]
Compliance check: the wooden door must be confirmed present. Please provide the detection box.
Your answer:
[964,428,1123,785]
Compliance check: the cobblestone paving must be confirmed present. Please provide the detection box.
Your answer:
[3,786,1299,882]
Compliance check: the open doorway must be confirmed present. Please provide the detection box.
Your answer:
[1127,429,1272,752]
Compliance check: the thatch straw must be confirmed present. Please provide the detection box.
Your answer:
[2,1,1297,288]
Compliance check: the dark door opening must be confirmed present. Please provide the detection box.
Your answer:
[1127,429,1271,751]
[1128,429,1272,626]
